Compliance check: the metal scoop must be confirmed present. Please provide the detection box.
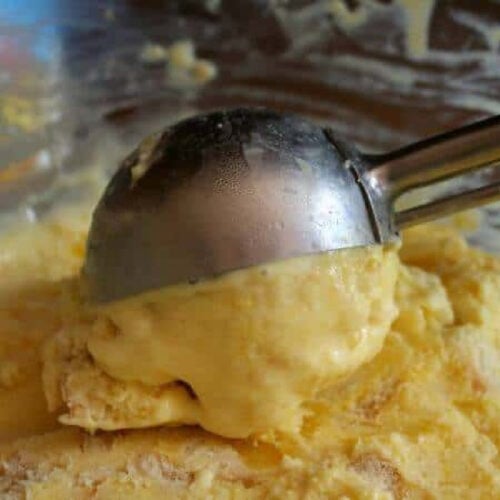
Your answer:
[85,108,500,303]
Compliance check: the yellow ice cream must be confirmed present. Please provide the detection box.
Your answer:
[0,208,499,498]
[44,245,399,438]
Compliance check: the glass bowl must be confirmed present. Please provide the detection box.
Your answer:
[1,0,499,250]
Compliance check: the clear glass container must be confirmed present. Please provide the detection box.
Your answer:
[1,0,499,249]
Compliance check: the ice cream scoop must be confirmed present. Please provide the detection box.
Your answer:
[84,108,500,303]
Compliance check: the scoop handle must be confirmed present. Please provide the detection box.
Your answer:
[366,115,500,228]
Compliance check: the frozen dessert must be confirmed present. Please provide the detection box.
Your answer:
[0,206,499,498]
[43,243,399,438]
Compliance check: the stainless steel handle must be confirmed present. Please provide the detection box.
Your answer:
[365,115,500,229]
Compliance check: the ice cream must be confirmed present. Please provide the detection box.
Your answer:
[0,207,499,498]
[43,244,399,438]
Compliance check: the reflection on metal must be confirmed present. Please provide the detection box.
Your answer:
[85,109,500,303]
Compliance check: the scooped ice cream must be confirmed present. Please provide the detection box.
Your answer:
[43,244,399,438]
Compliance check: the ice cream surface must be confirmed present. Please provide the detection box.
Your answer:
[44,243,399,438]
[0,206,499,498]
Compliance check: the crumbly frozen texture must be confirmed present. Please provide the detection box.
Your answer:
[0,212,500,498]
[43,245,399,438]
[0,208,89,441]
